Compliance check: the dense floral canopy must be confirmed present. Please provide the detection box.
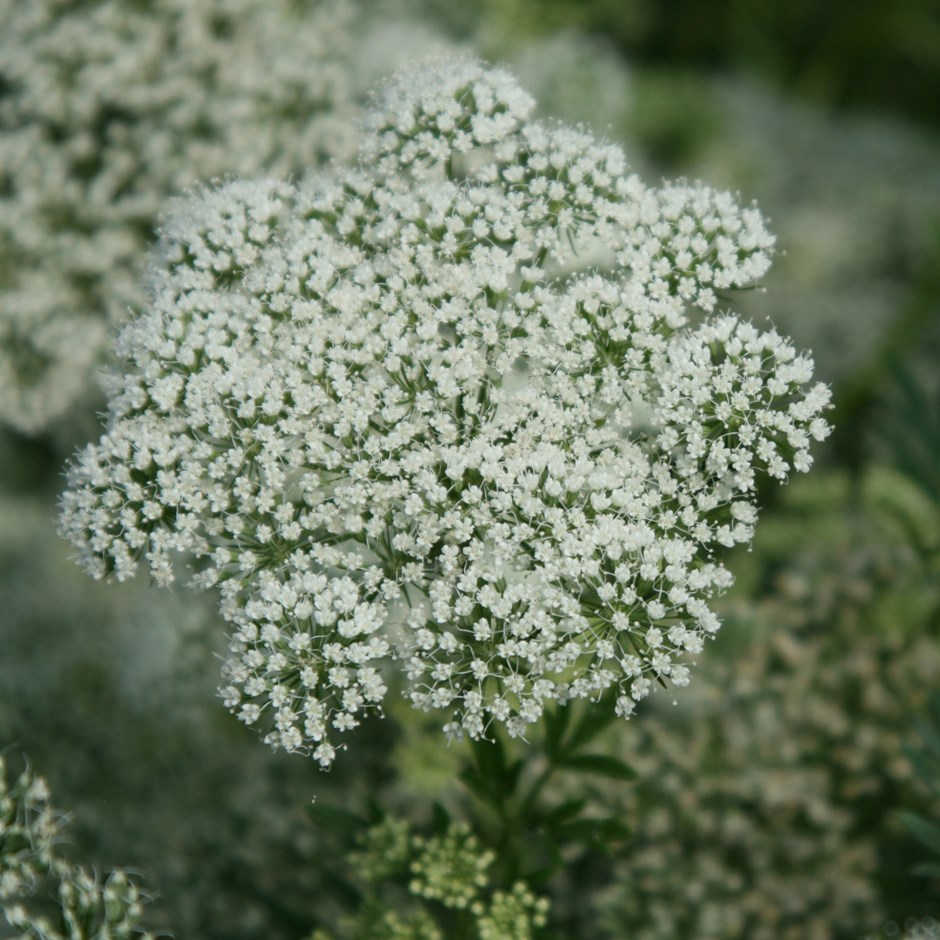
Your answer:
[0,0,357,433]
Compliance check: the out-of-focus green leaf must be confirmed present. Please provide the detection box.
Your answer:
[554,815,631,845]
[899,810,940,857]
[557,754,638,780]
[468,732,525,799]
[543,703,571,761]
[458,766,502,812]
[541,797,589,827]
[907,750,940,798]
[307,804,368,837]
[879,365,940,504]
[431,801,451,834]
[905,693,940,797]
[910,717,940,763]
[561,698,619,756]
[524,837,566,885]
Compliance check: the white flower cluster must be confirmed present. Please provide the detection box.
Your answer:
[0,756,157,940]
[663,79,940,386]
[61,60,831,767]
[0,0,357,434]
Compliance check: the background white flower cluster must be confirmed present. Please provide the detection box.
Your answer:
[61,60,831,767]
[0,0,385,435]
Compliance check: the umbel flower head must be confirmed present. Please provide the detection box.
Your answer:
[60,60,832,767]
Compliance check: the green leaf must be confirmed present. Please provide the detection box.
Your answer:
[541,797,588,828]
[593,816,632,842]
[365,796,385,823]
[524,839,566,885]
[880,365,940,502]
[471,734,511,788]
[458,767,502,812]
[874,496,931,557]
[431,801,451,834]
[561,694,619,755]
[318,868,362,909]
[899,810,940,857]
[543,704,571,761]
[553,819,604,843]
[504,758,525,795]
[913,712,940,762]
[469,733,526,801]
[913,861,940,878]
[307,803,368,837]
[558,753,638,780]
[554,815,631,845]
[906,749,940,797]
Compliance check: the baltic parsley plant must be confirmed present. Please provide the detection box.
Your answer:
[60,60,831,767]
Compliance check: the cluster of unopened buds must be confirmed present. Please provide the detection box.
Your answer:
[60,59,831,766]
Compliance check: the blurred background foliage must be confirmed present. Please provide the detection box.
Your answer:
[2,0,939,937]
[439,0,940,132]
